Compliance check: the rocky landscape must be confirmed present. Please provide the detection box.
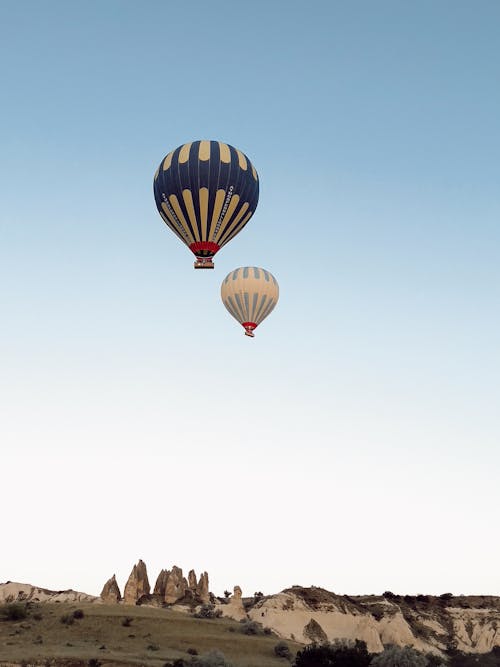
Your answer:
[1,559,500,659]
[99,560,210,607]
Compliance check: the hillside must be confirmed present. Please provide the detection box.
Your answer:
[0,601,301,667]
[245,587,500,655]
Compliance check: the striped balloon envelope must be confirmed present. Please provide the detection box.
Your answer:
[221,267,279,337]
[153,140,259,269]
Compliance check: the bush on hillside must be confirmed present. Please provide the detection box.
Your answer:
[295,639,371,667]
[383,592,398,600]
[439,593,454,601]
[147,643,160,651]
[0,603,29,621]
[60,613,75,625]
[194,603,222,619]
[274,640,292,659]
[370,645,428,667]
[190,649,233,667]
[239,619,264,635]
[448,647,500,667]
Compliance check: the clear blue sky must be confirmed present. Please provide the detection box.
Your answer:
[1,0,499,597]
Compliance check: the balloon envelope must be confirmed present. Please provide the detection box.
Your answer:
[221,267,279,337]
[154,141,259,268]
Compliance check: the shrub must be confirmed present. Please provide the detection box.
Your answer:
[88,661,101,667]
[194,603,220,619]
[439,593,454,601]
[448,648,500,667]
[73,609,84,619]
[33,612,43,621]
[187,647,198,655]
[370,645,428,667]
[147,643,160,651]
[60,613,75,625]
[426,655,446,667]
[0,603,28,621]
[122,616,133,627]
[191,650,233,667]
[295,639,371,667]
[239,619,263,635]
[274,640,291,659]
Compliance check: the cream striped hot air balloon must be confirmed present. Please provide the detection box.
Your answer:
[221,267,279,337]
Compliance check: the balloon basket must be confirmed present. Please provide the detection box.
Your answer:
[243,322,257,338]
[194,257,214,269]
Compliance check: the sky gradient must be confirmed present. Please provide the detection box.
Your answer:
[1,0,499,598]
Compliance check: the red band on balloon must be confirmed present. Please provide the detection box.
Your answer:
[189,241,220,255]
[242,322,257,330]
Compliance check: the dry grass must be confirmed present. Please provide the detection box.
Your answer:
[0,602,301,667]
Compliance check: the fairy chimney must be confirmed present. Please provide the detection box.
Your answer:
[165,565,187,604]
[123,559,150,605]
[100,574,121,603]
[197,571,210,603]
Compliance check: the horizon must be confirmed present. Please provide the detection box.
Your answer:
[1,0,499,599]
[4,562,500,600]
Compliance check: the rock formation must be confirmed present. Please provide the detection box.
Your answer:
[154,569,169,597]
[123,559,150,605]
[304,618,328,643]
[218,584,246,621]
[247,587,500,656]
[188,569,197,592]
[0,582,97,604]
[100,574,121,603]
[196,571,209,604]
[165,565,188,604]
[117,562,210,606]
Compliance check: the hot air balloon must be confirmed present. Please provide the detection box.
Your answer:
[153,141,259,269]
[221,267,279,337]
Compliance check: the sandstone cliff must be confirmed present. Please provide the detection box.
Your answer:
[0,582,97,604]
[245,587,500,656]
